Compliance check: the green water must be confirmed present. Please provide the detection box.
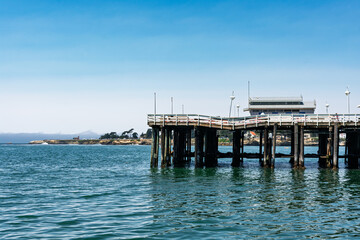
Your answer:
[1,144,360,239]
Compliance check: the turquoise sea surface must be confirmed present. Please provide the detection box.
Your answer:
[1,144,360,239]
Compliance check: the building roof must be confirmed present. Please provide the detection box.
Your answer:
[249,96,303,103]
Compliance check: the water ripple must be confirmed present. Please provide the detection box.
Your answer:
[0,145,360,239]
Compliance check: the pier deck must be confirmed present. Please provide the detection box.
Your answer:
[147,114,360,169]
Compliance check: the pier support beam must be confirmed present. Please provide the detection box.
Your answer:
[195,127,204,168]
[186,128,192,162]
[299,126,305,168]
[333,123,339,169]
[272,124,277,168]
[318,130,328,168]
[241,131,244,162]
[290,129,294,164]
[232,130,241,167]
[173,128,186,167]
[263,127,272,167]
[326,127,333,168]
[161,128,171,167]
[293,124,299,168]
[160,128,166,168]
[150,127,160,167]
[165,128,171,167]
[205,128,218,167]
[347,130,360,168]
[259,130,263,164]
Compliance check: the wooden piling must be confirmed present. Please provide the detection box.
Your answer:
[289,129,294,164]
[299,126,304,168]
[333,123,339,168]
[263,127,269,167]
[195,127,204,168]
[347,130,360,168]
[232,130,241,167]
[345,132,349,164]
[318,130,328,168]
[294,124,299,167]
[326,127,333,168]
[259,130,263,164]
[205,128,217,167]
[173,129,186,166]
[160,127,166,168]
[186,128,192,162]
[179,129,186,163]
[272,124,277,168]
[150,127,159,167]
[241,131,244,162]
[164,128,171,166]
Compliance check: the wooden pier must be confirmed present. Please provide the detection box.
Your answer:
[148,114,360,169]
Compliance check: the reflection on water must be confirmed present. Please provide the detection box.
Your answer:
[149,164,360,239]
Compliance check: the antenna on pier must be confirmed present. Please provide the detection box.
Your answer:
[248,81,251,108]
[154,92,157,116]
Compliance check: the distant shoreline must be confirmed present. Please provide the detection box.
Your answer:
[28,139,336,146]
[29,139,152,145]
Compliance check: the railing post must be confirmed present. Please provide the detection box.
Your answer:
[198,114,200,126]
[163,114,165,126]
[176,114,178,126]
[256,115,258,127]
[343,114,345,126]
[317,114,319,127]
[221,117,223,129]
[304,114,306,126]
[291,114,294,125]
[280,114,282,126]
[187,114,189,126]
[356,114,358,126]
[210,116,212,128]
[268,115,270,126]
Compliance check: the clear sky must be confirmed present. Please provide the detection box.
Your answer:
[1,0,360,134]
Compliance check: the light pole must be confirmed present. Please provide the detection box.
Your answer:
[325,103,329,114]
[154,92,156,115]
[229,91,235,118]
[171,97,173,114]
[236,105,240,117]
[345,87,350,114]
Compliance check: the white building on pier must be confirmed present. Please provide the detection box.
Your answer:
[244,96,316,115]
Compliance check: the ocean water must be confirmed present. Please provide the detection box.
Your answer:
[1,144,360,239]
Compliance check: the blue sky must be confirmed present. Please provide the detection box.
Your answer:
[0,0,360,134]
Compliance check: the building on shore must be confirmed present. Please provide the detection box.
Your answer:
[244,96,316,115]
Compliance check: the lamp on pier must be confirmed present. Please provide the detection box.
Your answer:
[236,105,240,117]
[345,87,351,114]
[325,103,329,114]
[229,91,235,118]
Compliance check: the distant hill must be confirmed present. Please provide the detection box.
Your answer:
[0,131,101,143]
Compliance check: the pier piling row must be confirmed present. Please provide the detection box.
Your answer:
[148,114,360,169]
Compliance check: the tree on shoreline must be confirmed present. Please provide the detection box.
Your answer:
[99,132,120,139]
[99,129,139,140]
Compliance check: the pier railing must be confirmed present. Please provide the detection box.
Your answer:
[148,113,359,129]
